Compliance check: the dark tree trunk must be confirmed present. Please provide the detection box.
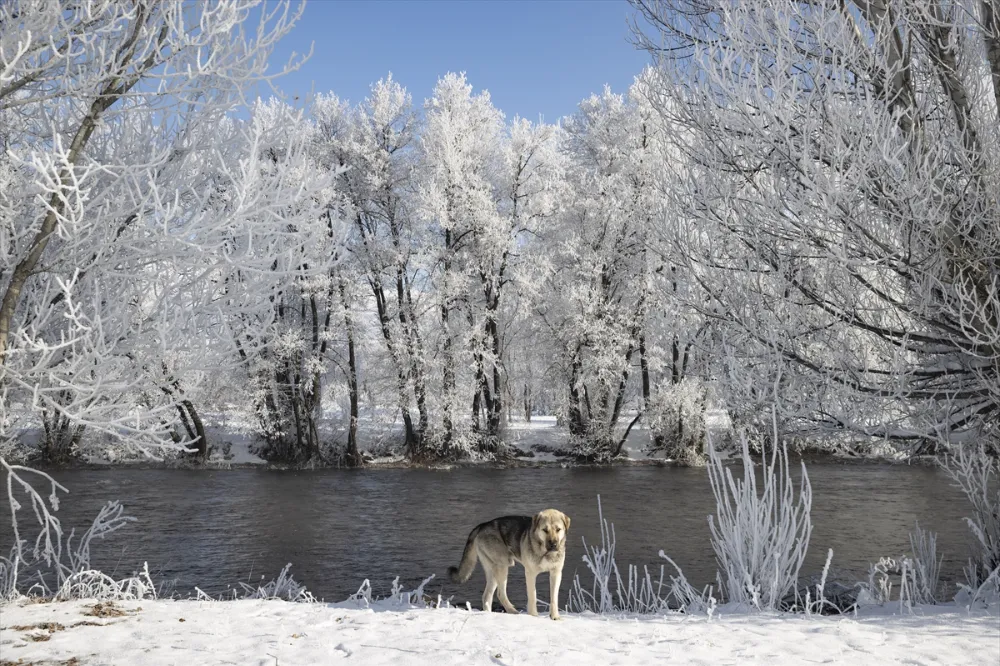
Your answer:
[369,271,419,458]
[40,397,85,463]
[341,289,362,467]
[440,229,456,449]
[523,384,532,422]
[397,269,428,441]
[486,315,503,437]
[180,400,208,460]
[471,384,483,433]
[640,334,665,450]
[567,346,587,437]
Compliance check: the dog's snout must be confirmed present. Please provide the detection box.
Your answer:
[547,540,559,551]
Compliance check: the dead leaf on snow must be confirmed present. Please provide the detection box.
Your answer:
[84,602,127,618]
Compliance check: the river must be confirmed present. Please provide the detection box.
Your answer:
[0,462,974,608]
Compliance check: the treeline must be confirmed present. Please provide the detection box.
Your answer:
[2,1,998,465]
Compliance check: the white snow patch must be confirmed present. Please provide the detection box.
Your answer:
[1,599,996,665]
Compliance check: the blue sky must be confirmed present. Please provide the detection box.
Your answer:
[262,0,651,123]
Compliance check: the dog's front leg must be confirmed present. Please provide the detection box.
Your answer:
[549,567,563,620]
[525,567,539,616]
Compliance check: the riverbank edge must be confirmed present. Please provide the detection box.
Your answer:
[1,450,943,472]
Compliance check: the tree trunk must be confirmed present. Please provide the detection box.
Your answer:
[523,384,532,423]
[440,229,456,449]
[471,383,483,433]
[567,346,587,437]
[180,400,208,460]
[486,314,503,437]
[339,279,362,467]
[397,269,429,442]
[640,334,665,450]
[369,273,419,458]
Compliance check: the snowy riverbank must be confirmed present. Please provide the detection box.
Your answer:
[2,598,997,665]
[5,411,936,470]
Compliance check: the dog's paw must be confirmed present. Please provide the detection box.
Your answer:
[549,614,563,621]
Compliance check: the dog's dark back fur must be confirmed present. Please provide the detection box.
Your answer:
[448,515,533,583]
[489,515,533,559]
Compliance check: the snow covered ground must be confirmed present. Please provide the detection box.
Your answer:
[2,598,997,665]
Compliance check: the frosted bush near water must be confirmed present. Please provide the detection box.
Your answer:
[569,424,813,614]
[237,563,316,603]
[707,429,812,611]
[55,563,157,602]
[939,443,1000,594]
[904,522,943,605]
[566,495,717,615]
[1,457,153,602]
[222,565,441,608]
[346,574,443,609]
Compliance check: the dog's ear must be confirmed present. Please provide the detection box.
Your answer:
[562,513,571,531]
[531,512,541,533]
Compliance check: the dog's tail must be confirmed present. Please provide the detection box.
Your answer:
[448,527,480,584]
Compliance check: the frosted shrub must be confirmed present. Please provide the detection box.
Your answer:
[940,444,1000,590]
[706,428,813,610]
[55,563,157,602]
[856,557,896,607]
[348,578,373,606]
[345,574,441,609]
[905,523,942,605]
[955,566,1000,610]
[0,431,33,465]
[856,525,941,611]
[423,424,500,462]
[566,495,716,615]
[1,458,145,601]
[237,563,316,603]
[645,378,709,465]
[567,495,669,614]
[657,550,718,615]
[0,553,18,602]
[388,574,438,607]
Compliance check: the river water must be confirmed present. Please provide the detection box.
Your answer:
[0,462,975,608]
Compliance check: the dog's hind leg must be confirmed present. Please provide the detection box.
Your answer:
[494,564,518,614]
[481,568,498,612]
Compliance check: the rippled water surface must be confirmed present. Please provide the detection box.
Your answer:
[0,462,973,607]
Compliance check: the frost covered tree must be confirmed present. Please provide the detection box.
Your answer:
[220,99,341,465]
[415,72,505,455]
[633,0,1000,451]
[313,77,432,460]
[412,73,565,457]
[538,76,697,461]
[0,0,319,458]
[467,115,564,451]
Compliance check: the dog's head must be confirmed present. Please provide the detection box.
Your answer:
[532,508,571,554]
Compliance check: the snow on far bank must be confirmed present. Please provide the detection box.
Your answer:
[1,598,997,666]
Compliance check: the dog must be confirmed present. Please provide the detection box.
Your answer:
[448,508,571,620]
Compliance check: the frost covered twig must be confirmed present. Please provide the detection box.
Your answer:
[1,457,140,600]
